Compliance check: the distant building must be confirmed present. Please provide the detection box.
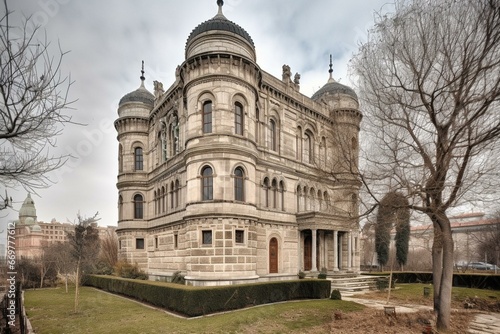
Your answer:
[115,1,362,285]
[13,194,116,259]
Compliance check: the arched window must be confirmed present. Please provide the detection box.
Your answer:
[170,181,175,208]
[269,119,277,151]
[304,131,313,163]
[175,179,180,207]
[203,101,212,134]
[118,196,123,221]
[255,109,260,143]
[234,167,245,201]
[153,190,157,215]
[272,179,278,208]
[263,177,270,207]
[161,186,166,213]
[201,166,213,200]
[133,194,144,219]
[134,147,143,171]
[235,102,244,136]
[118,144,123,172]
[279,181,285,211]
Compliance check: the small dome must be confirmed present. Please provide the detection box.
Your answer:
[312,56,358,102]
[31,224,42,232]
[119,84,154,107]
[311,78,358,102]
[25,217,35,225]
[19,193,37,221]
[187,15,254,49]
[185,1,255,60]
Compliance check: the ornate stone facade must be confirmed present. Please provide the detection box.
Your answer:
[115,2,362,285]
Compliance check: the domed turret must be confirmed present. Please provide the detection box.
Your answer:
[19,193,37,225]
[185,1,256,61]
[312,56,358,109]
[118,62,154,118]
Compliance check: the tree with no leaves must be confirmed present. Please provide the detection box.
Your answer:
[353,0,500,330]
[0,0,74,192]
[67,213,100,313]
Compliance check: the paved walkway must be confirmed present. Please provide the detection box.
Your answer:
[343,295,500,334]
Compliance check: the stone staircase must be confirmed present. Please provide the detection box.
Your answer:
[328,275,388,296]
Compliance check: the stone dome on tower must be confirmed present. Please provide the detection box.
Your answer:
[312,56,358,109]
[19,193,37,225]
[118,62,154,118]
[185,0,256,61]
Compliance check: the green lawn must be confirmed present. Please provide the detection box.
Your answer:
[24,287,364,334]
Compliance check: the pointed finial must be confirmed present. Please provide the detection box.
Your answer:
[217,0,224,16]
[140,60,145,82]
[328,54,333,78]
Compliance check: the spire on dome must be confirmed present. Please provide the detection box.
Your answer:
[328,54,335,83]
[216,0,225,18]
[140,60,146,86]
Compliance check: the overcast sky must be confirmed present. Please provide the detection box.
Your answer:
[1,0,391,229]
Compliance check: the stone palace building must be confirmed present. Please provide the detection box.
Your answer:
[115,1,362,285]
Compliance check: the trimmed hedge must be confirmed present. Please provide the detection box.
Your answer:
[84,275,331,317]
[363,272,500,289]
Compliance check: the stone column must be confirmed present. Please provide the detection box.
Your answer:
[311,229,318,272]
[347,231,352,271]
[333,230,339,272]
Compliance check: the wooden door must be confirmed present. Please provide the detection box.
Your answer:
[269,238,278,273]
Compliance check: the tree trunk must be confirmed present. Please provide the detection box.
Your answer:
[431,222,443,313]
[74,258,81,313]
[437,224,454,330]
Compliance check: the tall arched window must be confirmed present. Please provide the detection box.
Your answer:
[269,119,277,151]
[234,167,245,201]
[153,190,157,215]
[170,181,175,208]
[161,186,166,213]
[118,195,123,220]
[304,131,313,163]
[203,101,212,134]
[263,177,270,207]
[118,144,123,172]
[133,194,144,219]
[235,102,244,135]
[175,179,180,207]
[134,147,143,171]
[201,166,213,200]
[271,179,278,208]
[279,181,285,211]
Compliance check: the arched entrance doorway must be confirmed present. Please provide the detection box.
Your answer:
[269,237,278,273]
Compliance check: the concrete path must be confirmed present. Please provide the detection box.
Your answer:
[343,295,500,334]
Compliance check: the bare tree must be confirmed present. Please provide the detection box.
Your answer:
[352,0,500,330]
[0,0,74,192]
[99,229,118,271]
[67,213,100,313]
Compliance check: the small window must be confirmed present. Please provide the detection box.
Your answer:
[155,237,158,249]
[235,230,244,244]
[174,234,178,249]
[202,230,212,245]
[136,238,145,249]
[203,101,212,134]
[134,147,143,171]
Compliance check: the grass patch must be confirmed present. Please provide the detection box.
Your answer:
[25,286,364,334]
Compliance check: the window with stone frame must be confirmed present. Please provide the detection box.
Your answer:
[203,101,212,134]
[235,102,244,135]
[133,194,144,219]
[234,167,245,201]
[201,166,213,200]
[235,230,244,244]
[134,147,143,171]
[136,238,144,249]
[202,230,212,245]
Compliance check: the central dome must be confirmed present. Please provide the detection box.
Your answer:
[185,1,256,61]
